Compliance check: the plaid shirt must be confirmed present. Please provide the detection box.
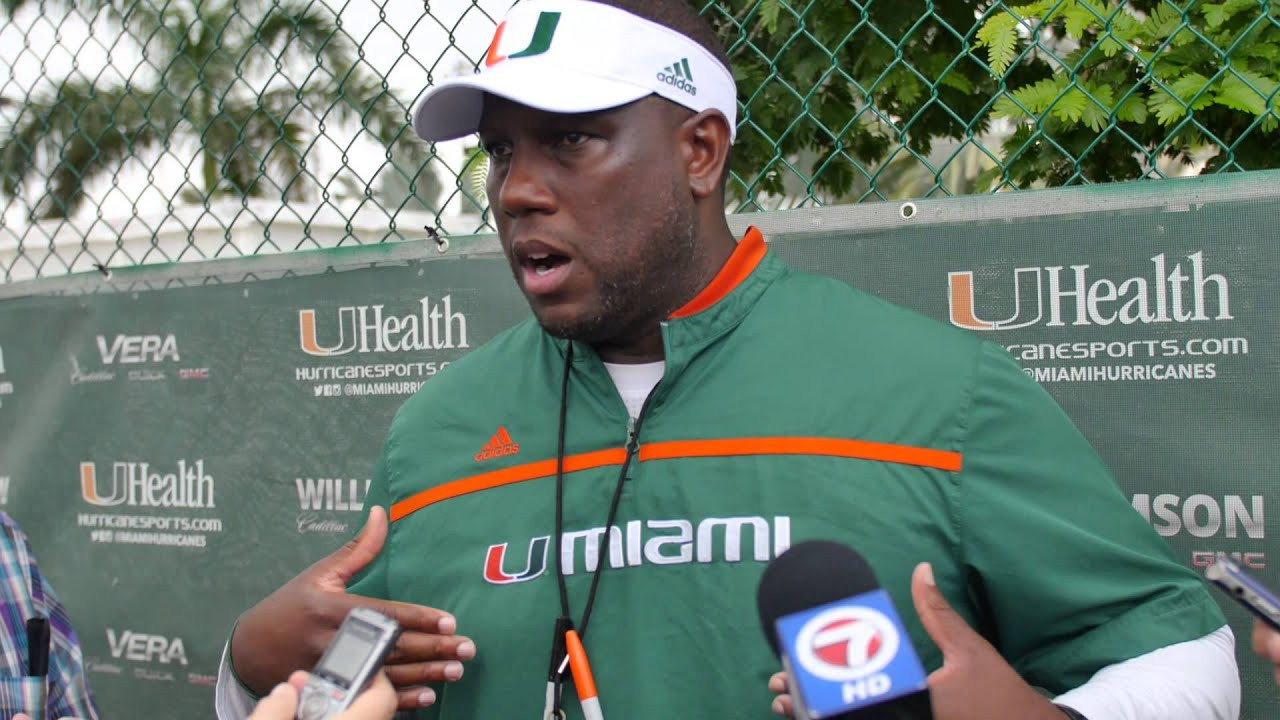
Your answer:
[0,512,98,720]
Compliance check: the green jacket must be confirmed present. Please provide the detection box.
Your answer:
[353,228,1224,718]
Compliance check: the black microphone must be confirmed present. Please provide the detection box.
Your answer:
[26,617,49,677]
[756,540,932,720]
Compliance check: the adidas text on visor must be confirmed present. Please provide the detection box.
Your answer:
[411,0,738,142]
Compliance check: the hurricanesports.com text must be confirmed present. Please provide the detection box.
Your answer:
[1005,336,1248,361]
[295,361,447,397]
[1008,336,1247,383]
[77,512,222,548]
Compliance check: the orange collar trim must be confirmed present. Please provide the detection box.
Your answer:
[668,227,766,320]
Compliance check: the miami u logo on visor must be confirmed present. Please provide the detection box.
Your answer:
[484,536,550,584]
[485,12,562,67]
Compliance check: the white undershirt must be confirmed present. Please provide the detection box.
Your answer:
[1052,625,1238,718]
[602,360,665,419]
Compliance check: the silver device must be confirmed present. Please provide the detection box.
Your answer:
[1206,555,1280,631]
[296,607,401,720]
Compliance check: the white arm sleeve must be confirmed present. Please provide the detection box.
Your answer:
[1051,625,1240,720]
[214,641,259,720]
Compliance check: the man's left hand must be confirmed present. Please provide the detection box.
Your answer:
[768,562,1067,720]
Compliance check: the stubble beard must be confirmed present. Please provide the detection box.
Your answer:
[537,188,701,345]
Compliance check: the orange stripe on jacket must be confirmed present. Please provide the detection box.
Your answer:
[639,437,962,472]
[390,448,627,521]
[390,436,960,521]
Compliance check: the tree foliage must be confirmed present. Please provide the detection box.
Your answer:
[980,0,1280,187]
[4,0,1275,219]
[702,0,1280,205]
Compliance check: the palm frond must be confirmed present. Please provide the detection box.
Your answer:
[0,78,164,217]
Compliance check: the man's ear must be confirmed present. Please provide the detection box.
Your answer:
[679,110,732,199]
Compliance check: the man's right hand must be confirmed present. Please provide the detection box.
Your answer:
[230,506,475,710]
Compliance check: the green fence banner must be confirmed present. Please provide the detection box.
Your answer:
[0,170,1277,718]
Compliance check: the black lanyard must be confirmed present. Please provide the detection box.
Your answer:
[547,342,653,715]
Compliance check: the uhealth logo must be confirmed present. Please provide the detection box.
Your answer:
[80,460,215,508]
[298,296,469,357]
[949,252,1233,331]
[795,606,901,682]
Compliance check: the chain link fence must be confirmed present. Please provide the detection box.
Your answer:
[0,0,1277,281]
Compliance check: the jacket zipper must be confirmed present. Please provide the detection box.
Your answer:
[623,389,657,478]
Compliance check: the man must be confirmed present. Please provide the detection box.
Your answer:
[0,512,98,720]
[217,1,1240,718]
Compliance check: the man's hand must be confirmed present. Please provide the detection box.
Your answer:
[1251,618,1280,686]
[230,506,475,710]
[768,563,1068,720]
[247,671,397,720]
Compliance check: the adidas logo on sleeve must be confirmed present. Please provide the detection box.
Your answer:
[657,58,697,96]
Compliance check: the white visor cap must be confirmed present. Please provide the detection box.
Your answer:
[411,0,737,142]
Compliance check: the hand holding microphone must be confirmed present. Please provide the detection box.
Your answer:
[759,542,1067,720]
[757,540,932,720]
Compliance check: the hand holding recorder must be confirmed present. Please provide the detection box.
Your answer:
[294,608,400,720]
[1205,556,1280,687]
[245,671,396,720]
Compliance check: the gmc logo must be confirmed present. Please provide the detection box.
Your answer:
[1192,551,1265,570]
